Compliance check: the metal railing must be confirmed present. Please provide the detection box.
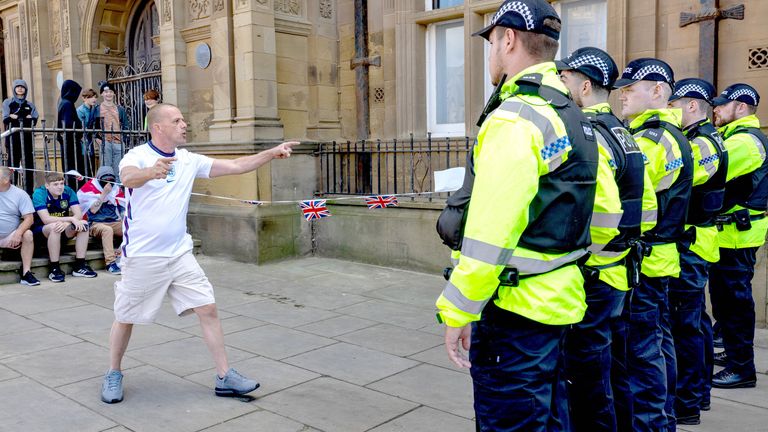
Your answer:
[0,122,149,193]
[317,133,473,201]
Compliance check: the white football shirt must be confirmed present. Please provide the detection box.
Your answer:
[119,142,213,257]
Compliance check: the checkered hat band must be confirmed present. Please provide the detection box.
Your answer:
[631,65,671,82]
[675,84,709,100]
[570,54,611,86]
[729,88,758,104]
[492,1,535,30]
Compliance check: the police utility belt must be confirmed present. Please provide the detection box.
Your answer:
[714,209,766,231]
[442,258,584,288]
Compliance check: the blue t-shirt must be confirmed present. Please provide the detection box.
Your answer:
[32,185,79,232]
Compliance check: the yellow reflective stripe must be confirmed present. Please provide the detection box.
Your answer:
[588,242,607,254]
[597,133,615,162]
[461,237,515,266]
[506,249,588,275]
[748,133,767,160]
[693,137,718,178]
[593,248,627,258]
[450,257,459,266]
[499,99,569,172]
[590,212,623,229]
[441,281,490,315]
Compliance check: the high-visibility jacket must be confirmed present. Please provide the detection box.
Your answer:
[629,109,693,277]
[717,115,768,249]
[683,118,726,262]
[584,103,657,290]
[435,62,598,328]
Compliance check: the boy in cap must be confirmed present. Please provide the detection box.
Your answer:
[2,79,39,193]
[667,78,727,424]
[95,81,129,182]
[435,1,599,430]
[77,166,125,274]
[615,58,694,431]
[558,47,657,432]
[708,83,766,389]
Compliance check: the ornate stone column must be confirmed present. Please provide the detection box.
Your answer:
[27,0,55,121]
[306,0,341,140]
[58,0,83,79]
[158,0,189,111]
[208,0,238,141]
[230,0,284,142]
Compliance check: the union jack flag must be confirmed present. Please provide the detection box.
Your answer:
[365,195,398,209]
[300,200,331,221]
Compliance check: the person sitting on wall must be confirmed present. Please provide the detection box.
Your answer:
[77,166,125,275]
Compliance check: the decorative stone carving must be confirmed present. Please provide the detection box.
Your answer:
[19,3,28,60]
[50,0,62,56]
[320,0,333,19]
[214,0,225,12]
[62,0,70,49]
[190,0,211,20]
[256,0,268,5]
[274,0,300,15]
[30,1,39,57]
[77,0,87,19]
[163,0,172,23]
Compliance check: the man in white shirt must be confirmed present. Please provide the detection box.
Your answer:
[101,103,298,404]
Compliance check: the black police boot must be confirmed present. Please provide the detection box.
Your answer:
[713,334,724,349]
[676,413,701,425]
[713,350,728,367]
[712,369,757,389]
[700,400,711,411]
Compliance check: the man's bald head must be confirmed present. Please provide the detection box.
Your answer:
[146,103,176,133]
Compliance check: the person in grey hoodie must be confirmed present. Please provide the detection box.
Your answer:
[2,79,39,194]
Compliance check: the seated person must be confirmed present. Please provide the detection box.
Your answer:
[77,166,125,274]
[0,167,39,285]
[32,172,97,282]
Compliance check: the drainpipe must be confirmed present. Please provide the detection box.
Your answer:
[351,0,379,140]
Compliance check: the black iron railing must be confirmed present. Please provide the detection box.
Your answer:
[317,133,473,200]
[0,122,149,193]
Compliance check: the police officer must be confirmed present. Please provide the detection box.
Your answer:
[558,47,656,432]
[667,78,727,425]
[614,58,694,432]
[434,1,599,430]
[709,83,767,389]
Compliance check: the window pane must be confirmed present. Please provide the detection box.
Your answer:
[434,0,464,9]
[435,21,464,125]
[559,0,607,56]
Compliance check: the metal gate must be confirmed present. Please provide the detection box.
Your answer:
[106,60,162,131]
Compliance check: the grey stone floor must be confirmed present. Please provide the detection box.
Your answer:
[0,255,766,432]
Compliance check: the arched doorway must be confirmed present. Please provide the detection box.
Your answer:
[106,0,161,130]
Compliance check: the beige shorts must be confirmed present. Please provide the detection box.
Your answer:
[113,251,215,324]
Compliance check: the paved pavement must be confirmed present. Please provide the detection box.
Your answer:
[0,255,766,432]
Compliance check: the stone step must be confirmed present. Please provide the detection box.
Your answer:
[0,238,202,285]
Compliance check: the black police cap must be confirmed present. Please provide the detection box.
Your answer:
[556,47,618,89]
[669,78,716,104]
[613,58,675,89]
[472,0,561,41]
[712,83,760,107]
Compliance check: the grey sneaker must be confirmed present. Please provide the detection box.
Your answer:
[101,369,124,403]
[215,368,259,397]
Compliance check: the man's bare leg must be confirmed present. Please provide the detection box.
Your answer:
[195,304,229,376]
[109,321,133,371]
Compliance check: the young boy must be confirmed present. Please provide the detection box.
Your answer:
[77,88,99,177]
[32,172,97,282]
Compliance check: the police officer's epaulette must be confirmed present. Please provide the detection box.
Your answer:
[514,73,569,108]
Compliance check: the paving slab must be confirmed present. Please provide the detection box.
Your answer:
[182,315,268,337]
[710,375,768,410]
[335,299,435,329]
[201,410,320,432]
[78,323,193,352]
[263,284,371,310]
[256,377,418,432]
[368,363,475,419]
[336,323,444,356]
[152,303,236,330]
[184,356,320,398]
[1,341,142,388]
[127,337,255,377]
[28,303,115,335]
[284,342,418,385]
[365,282,443,309]
[0,308,44,335]
[0,327,80,359]
[58,365,258,432]
[223,300,339,328]
[225,325,336,359]
[368,406,474,432]
[0,363,21,382]
[408,344,470,374]
[0,377,115,432]
[294,314,378,337]
[677,398,768,431]
[0,289,88,315]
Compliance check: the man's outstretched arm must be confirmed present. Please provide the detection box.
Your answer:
[209,141,299,178]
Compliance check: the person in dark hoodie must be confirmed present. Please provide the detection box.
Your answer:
[57,79,85,190]
[2,79,39,194]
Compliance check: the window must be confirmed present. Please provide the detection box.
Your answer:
[554,0,607,57]
[426,0,464,10]
[427,20,465,136]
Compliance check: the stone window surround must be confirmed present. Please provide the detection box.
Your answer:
[401,0,628,138]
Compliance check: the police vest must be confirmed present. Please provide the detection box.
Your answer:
[436,74,598,255]
[722,127,768,212]
[684,120,728,225]
[586,111,645,251]
[632,118,694,243]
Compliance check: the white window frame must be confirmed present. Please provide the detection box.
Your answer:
[552,0,608,59]
[426,19,466,137]
[424,0,464,11]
